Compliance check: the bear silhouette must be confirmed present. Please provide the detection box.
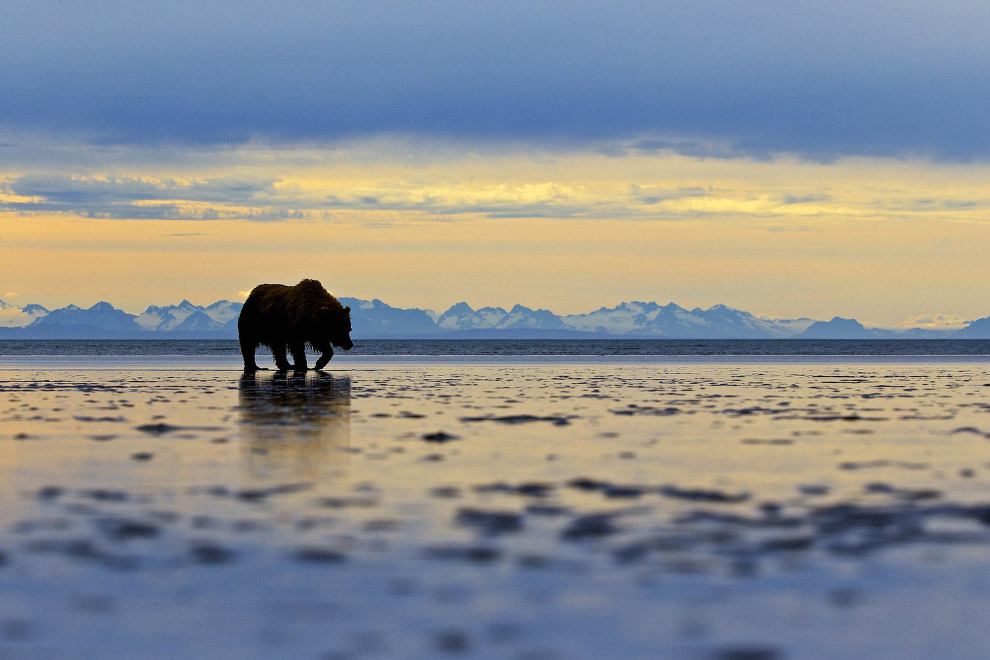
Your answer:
[238,279,353,372]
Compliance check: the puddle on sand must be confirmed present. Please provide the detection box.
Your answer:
[2,363,990,659]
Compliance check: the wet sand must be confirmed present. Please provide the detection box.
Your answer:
[3,359,990,659]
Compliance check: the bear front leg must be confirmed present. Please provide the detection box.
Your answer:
[272,343,294,371]
[314,346,334,371]
[288,341,308,371]
[310,339,333,370]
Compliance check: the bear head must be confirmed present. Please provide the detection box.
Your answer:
[319,305,354,351]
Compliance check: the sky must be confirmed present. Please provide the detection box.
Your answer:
[1,0,989,327]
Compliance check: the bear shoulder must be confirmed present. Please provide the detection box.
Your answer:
[294,278,324,291]
[292,279,345,309]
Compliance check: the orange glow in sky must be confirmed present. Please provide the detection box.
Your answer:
[2,145,990,326]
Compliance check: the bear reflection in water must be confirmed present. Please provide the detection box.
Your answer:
[237,371,351,480]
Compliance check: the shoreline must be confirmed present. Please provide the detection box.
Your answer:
[5,353,990,370]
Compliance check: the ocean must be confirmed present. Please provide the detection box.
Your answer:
[2,338,990,357]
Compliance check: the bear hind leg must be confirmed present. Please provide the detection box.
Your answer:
[240,336,265,372]
[271,343,293,371]
[289,341,308,371]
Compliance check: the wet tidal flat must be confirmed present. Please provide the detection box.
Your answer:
[3,361,990,659]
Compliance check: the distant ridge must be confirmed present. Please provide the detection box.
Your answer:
[0,296,988,340]
[955,317,990,339]
[796,317,877,340]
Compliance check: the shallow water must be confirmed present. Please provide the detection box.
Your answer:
[2,359,990,659]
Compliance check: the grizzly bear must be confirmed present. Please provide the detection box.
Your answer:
[238,279,354,372]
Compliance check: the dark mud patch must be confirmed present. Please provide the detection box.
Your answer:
[135,422,224,435]
[708,645,782,660]
[317,496,379,509]
[95,517,160,542]
[36,486,65,501]
[657,485,750,504]
[610,405,682,417]
[741,438,794,445]
[951,426,990,437]
[780,414,890,422]
[459,414,575,426]
[422,431,459,443]
[293,547,348,564]
[190,542,237,564]
[197,483,311,503]
[720,406,781,417]
[864,482,941,501]
[567,477,646,499]
[474,482,554,498]
[561,512,623,540]
[84,489,130,503]
[798,484,830,496]
[423,545,501,563]
[455,508,523,536]
[839,460,930,471]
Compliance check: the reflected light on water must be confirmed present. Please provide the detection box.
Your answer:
[237,371,352,483]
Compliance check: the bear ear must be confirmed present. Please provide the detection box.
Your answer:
[344,305,351,314]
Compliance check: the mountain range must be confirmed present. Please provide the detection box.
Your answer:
[0,296,988,340]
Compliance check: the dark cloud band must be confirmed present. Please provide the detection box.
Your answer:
[0,1,987,161]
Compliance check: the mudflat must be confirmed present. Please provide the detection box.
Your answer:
[2,359,990,659]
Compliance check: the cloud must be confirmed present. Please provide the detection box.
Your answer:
[5,148,990,224]
[897,314,971,330]
[0,174,306,220]
[623,139,768,162]
[8,174,275,205]
[4,171,709,221]
[0,2,988,161]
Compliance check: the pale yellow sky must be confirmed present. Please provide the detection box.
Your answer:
[2,143,989,326]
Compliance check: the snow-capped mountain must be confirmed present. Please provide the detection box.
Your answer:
[563,301,667,335]
[0,295,987,339]
[503,305,570,330]
[764,317,817,336]
[339,297,438,336]
[204,300,242,325]
[136,300,202,331]
[428,301,833,338]
[0,299,243,337]
[31,302,143,334]
[677,304,789,339]
[436,302,497,330]
[435,303,568,332]
[135,300,242,332]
